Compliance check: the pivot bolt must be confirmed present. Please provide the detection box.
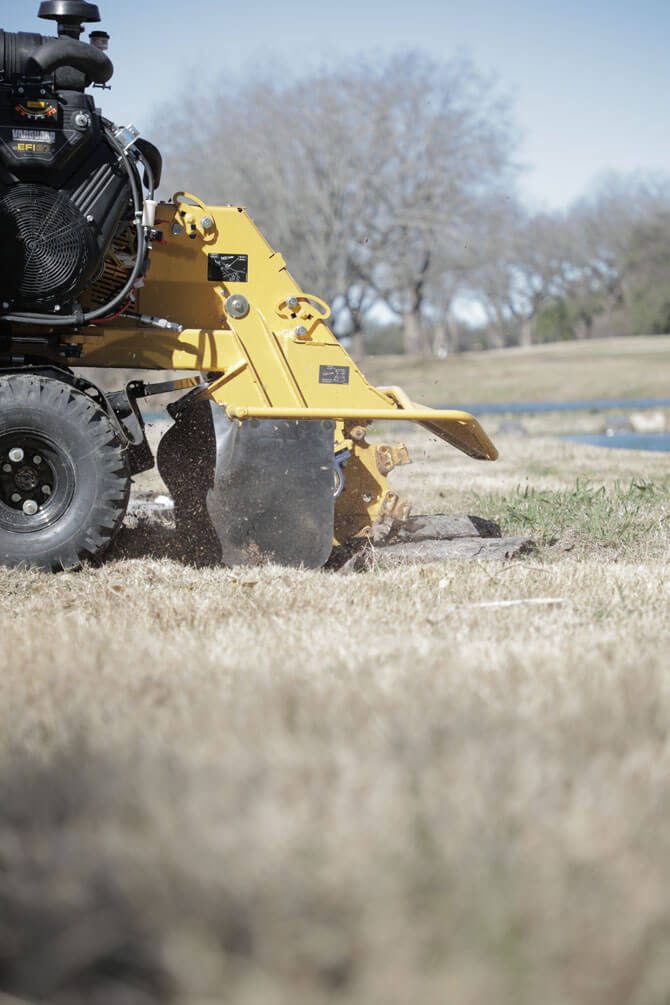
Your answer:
[200,216,213,229]
[295,325,307,337]
[22,500,38,516]
[224,294,250,319]
[8,448,24,463]
[286,296,299,309]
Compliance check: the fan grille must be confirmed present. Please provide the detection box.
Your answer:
[0,184,96,309]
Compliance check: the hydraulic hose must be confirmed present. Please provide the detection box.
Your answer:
[1,128,147,329]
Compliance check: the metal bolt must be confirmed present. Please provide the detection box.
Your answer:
[74,111,90,129]
[22,500,38,516]
[350,426,366,441]
[286,296,299,309]
[32,455,42,465]
[9,448,24,463]
[40,88,45,96]
[42,485,51,496]
[171,223,183,235]
[1,302,9,310]
[295,325,307,337]
[224,294,250,319]
[200,216,213,229]
[11,493,21,503]
[17,87,24,94]
[53,305,61,312]
[2,464,11,473]
[86,214,94,223]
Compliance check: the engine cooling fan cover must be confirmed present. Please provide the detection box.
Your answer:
[0,183,97,310]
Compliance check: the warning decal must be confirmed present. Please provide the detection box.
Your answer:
[207,253,248,282]
[319,365,350,385]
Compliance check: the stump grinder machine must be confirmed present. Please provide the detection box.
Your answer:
[0,1,497,571]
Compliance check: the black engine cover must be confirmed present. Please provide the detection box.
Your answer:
[0,87,132,311]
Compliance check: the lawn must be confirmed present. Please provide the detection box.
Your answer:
[362,334,670,404]
[1,339,669,1003]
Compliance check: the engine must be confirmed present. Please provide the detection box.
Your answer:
[0,1,160,324]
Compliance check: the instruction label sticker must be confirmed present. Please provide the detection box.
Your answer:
[207,253,248,282]
[319,365,350,385]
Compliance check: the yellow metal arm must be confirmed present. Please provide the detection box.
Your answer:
[17,194,499,541]
[38,196,497,464]
[225,405,497,461]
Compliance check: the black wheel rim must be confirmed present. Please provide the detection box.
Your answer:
[0,430,76,533]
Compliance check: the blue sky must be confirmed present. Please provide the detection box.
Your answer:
[2,0,668,209]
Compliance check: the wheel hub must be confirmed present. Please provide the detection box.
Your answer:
[14,465,40,492]
[0,433,66,526]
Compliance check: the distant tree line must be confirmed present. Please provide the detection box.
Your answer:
[155,56,670,355]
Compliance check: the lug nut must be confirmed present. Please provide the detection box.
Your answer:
[32,455,42,465]
[9,448,24,463]
[10,493,21,503]
[41,485,51,496]
[2,464,11,473]
[22,500,38,515]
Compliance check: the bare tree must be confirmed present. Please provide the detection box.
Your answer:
[155,54,519,355]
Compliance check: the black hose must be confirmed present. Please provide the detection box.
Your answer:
[135,138,162,191]
[1,129,146,329]
[27,35,113,84]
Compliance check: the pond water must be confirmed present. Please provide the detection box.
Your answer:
[561,432,670,453]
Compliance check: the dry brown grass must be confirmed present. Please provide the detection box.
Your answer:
[363,335,670,404]
[1,346,670,1003]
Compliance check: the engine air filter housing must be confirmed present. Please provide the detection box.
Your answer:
[38,1,101,39]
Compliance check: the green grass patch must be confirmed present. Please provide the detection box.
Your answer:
[472,478,670,553]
